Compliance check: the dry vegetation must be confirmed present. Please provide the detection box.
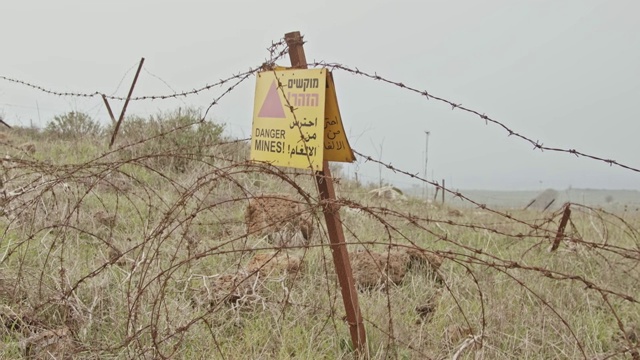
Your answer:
[0,111,638,359]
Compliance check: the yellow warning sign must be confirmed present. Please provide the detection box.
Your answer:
[324,72,355,162]
[251,67,354,170]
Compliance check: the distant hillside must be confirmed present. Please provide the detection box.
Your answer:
[403,187,640,211]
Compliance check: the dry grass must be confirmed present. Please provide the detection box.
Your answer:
[244,194,315,247]
[0,123,637,359]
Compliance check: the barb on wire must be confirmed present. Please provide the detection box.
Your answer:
[312,61,640,174]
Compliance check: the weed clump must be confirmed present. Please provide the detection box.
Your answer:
[45,111,102,139]
[111,107,224,172]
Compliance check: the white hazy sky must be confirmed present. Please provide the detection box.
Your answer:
[1,1,639,191]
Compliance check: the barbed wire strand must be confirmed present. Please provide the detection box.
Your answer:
[311,61,640,175]
[2,48,637,175]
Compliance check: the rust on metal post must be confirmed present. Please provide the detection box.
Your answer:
[550,203,571,252]
[442,179,445,204]
[101,95,117,125]
[109,57,145,149]
[285,31,307,69]
[284,31,367,357]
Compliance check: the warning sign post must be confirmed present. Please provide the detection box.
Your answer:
[248,31,366,357]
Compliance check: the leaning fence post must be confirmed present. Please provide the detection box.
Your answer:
[109,57,144,149]
[0,115,11,129]
[284,31,367,358]
[101,94,117,125]
[550,203,571,252]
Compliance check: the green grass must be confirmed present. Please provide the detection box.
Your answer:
[0,125,637,359]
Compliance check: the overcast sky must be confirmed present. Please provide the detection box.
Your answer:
[1,1,639,191]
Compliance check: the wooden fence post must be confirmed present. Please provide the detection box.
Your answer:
[550,203,571,252]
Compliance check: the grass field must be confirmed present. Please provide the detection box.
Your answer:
[0,117,638,359]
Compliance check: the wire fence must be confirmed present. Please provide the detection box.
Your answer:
[0,37,638,359]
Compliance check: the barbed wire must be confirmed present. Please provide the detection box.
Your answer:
[109,61,141,96]
[0,37,638,359]
[0,39,289,103]
[142,67,188,107]
[225,139,638,260]
[0,122,637,359]
[0,68,260,101]
[351,148,551,227]
[311,61,640,175]
[201,39,289,120]
[5,47,638,178]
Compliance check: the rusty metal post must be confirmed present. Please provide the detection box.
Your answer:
[0,115,10,129]
[109,57,145,149]
[284,31,367,357]
[550,203,571,252]
[442,179,445,204]
[101,94,117,125]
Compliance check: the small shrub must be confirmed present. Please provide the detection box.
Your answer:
[112,107,225,172]
[45,111,102,139]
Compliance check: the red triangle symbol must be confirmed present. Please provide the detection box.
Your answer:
[258,80,286,118]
